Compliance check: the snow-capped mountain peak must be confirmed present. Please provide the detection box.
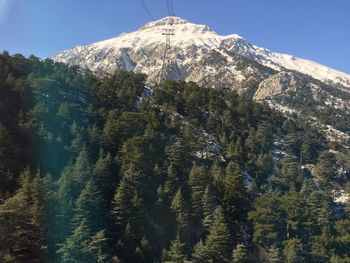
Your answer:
[90,16,243,52]
[140,16,191,29]
[51,16,350,89]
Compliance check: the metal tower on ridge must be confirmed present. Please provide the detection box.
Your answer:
[159,22,174,83]
[159,0,175,83]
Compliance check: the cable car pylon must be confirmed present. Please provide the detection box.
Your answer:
[159,1,175,84]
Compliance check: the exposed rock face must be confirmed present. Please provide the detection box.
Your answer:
[50,17,350,90]
[254,72,299,100]
[50,17,350,143]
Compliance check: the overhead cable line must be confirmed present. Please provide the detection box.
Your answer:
[138,0,154,21]
[159,0,175,83]
[167,0,174,16]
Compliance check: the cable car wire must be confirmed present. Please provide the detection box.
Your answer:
[138,0,154,21]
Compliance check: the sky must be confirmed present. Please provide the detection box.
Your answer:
[0,0,349,74]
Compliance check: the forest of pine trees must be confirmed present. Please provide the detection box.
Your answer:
[0,51,349,262]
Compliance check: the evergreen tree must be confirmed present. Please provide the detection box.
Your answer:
[282,189,309,240]
[171,188,190,233]
[245,128,257,163]
[268,244,282,263]
[0,122,16,194]
[231,243,249,263]
[314,151,337,182]
[88,230,110,263]
[188,163,208,219]
[307,190,335,231]
[58,220,95,263]
[162,232,186,263]
[0,53,349,262]
[210,160,225,190]
[310,227,332,262]
[112,163,146,232]
[74,179,104,232]
[0,169,47,262]
[283,238,306,263]
[192,207,231,263]
[164,163,182,198]
[222,161,248,226]
[93,150,114,196]
[233,137,245,161]
[333,220,350,258]
[279,158,302,191]
[248,192,285,247]
[202,185,217,229]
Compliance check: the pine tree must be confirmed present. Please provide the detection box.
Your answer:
[171,188,189,232]
[233,137,245,161]
[0,169,47,262]
[226,141,236,160]
[283,238,306,263]
[164,163,181,198]
[248,191,285,247]
[280,158,302,191]
[93,149,114,196]
[282,189,309,239]
[307,190,335,232]
[112,163,146,231]
[333,220,350,258]
[111,176,133,230]
[58,147,92,201]
[192,240,208,263]
[255,152,273,186]
[58,219,93,263]
[222,161,248,225]
[231,243,249,263]
[210,160,225,190]
[330,254,350,263]
[74,179,104,232]
[188,163,208,219]
[162,232,186,263]
[268,244,282,263]
[87,230,110,263]
[310,226,331,262]
[245,128,257,163]
[256,122,273,153]
[314,151,337,182]
[202,185,217,229]
[0,122,16,194]
[165,140,188,168]
[193,207,232,262]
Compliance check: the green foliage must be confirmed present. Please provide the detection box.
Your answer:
[188,164,208,219]
[0,169,47,262]
[222,161,248,226]
[0,53,347,262]
[268,244,282,263]
[248,192,285,247]
[231,243,250,263]
[283,238,306,263]
[314,151,338,182]
[193,207,232,263]
[162,232,187,263]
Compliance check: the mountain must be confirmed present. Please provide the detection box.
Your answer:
[51,17,350,144]
[51,17,350,88]
[2,52,350,263]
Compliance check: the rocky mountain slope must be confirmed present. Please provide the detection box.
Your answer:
[51,17,350,88]
[51,17,350,144]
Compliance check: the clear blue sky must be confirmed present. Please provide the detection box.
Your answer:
[1,0,349,73]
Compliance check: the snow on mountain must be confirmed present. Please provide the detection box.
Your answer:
[51,16,350,89]
[256,48,350,88]
[51,17,350,147]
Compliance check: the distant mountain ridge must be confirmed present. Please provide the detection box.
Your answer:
[51,17,350,89]
[51,17,350,143]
